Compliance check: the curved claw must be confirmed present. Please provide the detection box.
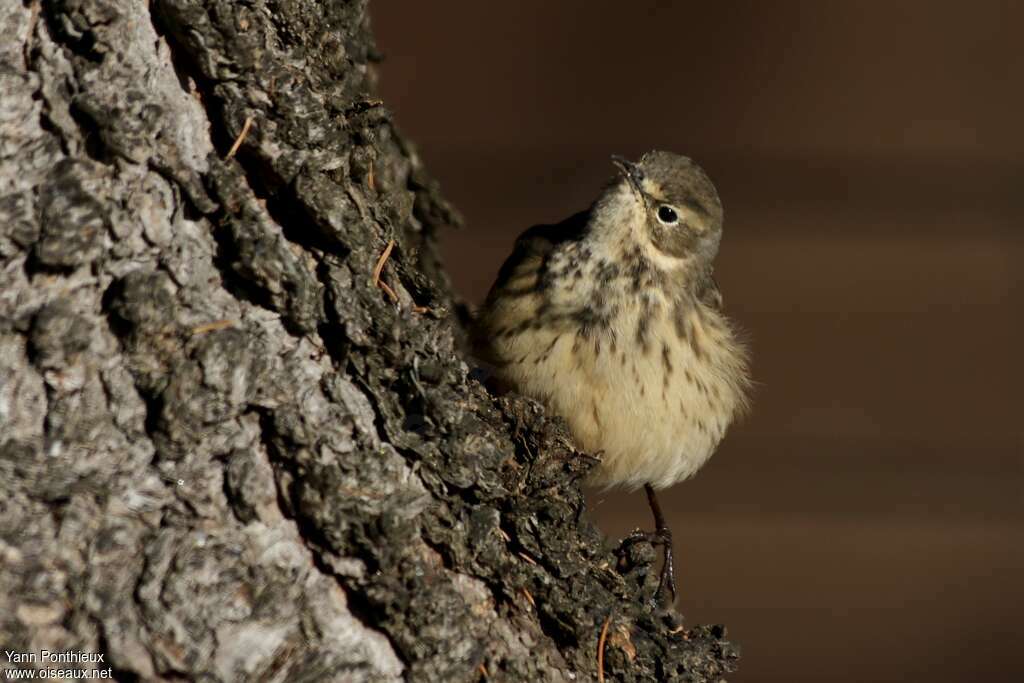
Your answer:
[645,484,677,608]
[620,525,677,607]
[652,527,676,607]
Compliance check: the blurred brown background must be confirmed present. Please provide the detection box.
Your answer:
[371,2,1023,681]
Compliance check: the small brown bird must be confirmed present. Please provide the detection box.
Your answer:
[474,151,751,604]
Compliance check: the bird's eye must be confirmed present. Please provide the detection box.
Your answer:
[657,205,679,225]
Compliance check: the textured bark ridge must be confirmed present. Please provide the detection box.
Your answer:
[0,1,738,680]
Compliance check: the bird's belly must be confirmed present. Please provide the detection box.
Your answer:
[500,309,742,491]
[582,356,720,490]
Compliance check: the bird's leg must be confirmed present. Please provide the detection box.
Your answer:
[619,484,677,606]
[644,483,676,606]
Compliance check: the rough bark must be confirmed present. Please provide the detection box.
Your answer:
[0,1,738,681]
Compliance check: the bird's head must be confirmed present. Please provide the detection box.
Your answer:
[606,151,724,268]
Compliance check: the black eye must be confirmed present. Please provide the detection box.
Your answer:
[657,205,678,224]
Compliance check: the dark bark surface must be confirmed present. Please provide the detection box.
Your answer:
[0,1,737,680]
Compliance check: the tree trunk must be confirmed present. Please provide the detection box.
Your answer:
[0,1,737,680]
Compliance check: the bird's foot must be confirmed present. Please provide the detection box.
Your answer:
[621,527,676,608]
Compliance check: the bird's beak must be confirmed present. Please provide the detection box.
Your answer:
[611,155,644,194]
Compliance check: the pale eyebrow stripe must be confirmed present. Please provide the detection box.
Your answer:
[682,197,710,216]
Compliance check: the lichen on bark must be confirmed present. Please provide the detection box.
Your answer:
[0,1,738,681]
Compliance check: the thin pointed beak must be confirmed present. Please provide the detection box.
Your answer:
[611,155,644,192]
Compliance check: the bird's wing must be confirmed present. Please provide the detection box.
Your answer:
[483,209,590,303]
[472,210,589,370]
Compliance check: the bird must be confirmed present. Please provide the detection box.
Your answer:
[473,151,751,605]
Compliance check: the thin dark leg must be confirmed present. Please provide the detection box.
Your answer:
[644,483,676,606]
